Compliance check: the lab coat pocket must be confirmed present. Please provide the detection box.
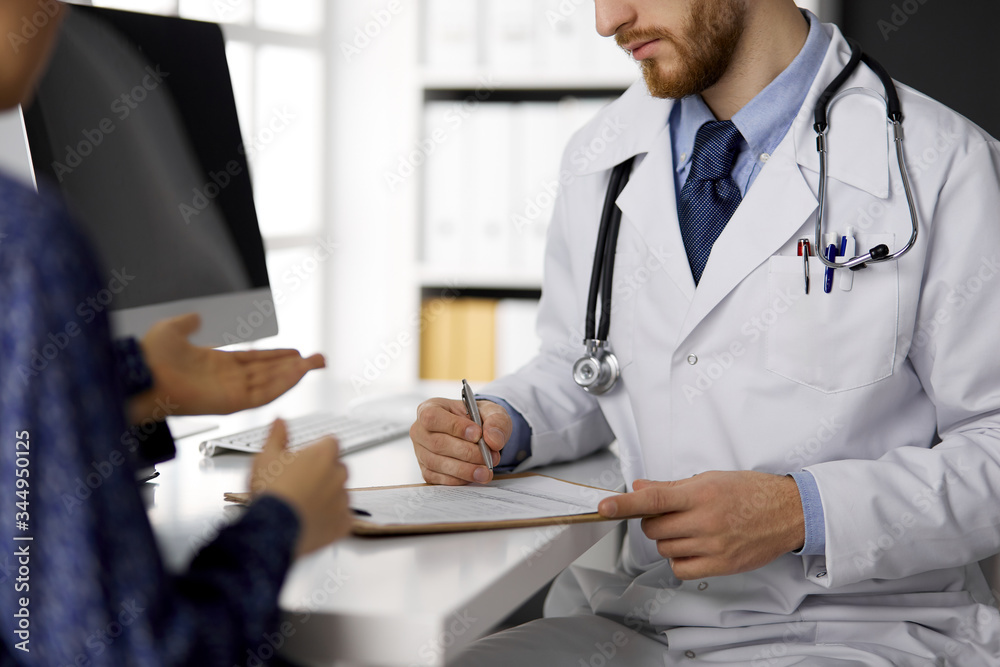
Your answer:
[765,236,899,393]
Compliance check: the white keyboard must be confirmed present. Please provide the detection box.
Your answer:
[199,412,411,457]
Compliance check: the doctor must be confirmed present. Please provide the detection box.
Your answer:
[410,0,1000,664]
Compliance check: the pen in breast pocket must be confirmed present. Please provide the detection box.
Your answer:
[839,227,856,292]
[823,236,838,294]
[797,238,811,295]
[461,379,493,472]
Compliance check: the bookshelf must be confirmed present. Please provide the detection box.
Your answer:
[329,0,840,395]
[415,0,636,383]
[413,0,840,385]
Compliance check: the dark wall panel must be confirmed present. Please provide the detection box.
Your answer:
[839,0,1000,139]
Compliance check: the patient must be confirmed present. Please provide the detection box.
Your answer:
[0,2,349,664]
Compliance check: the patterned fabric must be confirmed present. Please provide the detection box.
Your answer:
[0,174,301,666]
[113,337,154,397]
[678,120,744,284]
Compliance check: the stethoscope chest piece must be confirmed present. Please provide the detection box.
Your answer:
[573,339,620,395]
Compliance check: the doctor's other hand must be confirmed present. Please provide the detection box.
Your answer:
[410,397,511,485]
[598,471,805,580]
[132,312,326,422]
[250,419,352,558]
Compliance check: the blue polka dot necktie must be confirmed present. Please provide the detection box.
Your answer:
[678,120,744,285]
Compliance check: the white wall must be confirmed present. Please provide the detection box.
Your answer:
[324,2,422,397]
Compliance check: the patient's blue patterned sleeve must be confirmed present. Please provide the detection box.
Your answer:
[112,337,154,397]
[0,175,300,666]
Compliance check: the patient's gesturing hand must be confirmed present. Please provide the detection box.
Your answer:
[251,419,352,557]
[131,312,325,421]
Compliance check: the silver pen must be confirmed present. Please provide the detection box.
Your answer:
[461,379,493,472]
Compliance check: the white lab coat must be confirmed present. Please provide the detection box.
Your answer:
[483,23,1000,665]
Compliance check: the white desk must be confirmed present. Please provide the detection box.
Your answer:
[148,379,623,666]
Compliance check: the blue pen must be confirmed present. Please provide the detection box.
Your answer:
[824,243,837,293]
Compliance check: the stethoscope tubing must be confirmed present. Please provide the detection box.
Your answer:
[585,157,634,342]
[576,38,920,395]
[813,41,918,270]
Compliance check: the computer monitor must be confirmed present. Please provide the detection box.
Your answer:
[9,4,277,347]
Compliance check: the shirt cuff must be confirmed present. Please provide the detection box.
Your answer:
[113,337,154,397]
[789,470,826,556]
[478,395,531,471]
[248,494,302,555]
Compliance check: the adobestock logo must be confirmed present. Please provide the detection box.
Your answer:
[877,0,931,41]
[6,0,61,54]
[17,268,136,385]
[50,65,171,183]
[178,160,244,224]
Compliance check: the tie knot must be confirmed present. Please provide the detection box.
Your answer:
[688,120,743,182]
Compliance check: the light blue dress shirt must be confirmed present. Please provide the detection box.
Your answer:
[671,10,828,201]
[485,10,831,557]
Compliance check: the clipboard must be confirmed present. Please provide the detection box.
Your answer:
[223,472,621,537]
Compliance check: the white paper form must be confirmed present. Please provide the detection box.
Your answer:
[349,475,619,526]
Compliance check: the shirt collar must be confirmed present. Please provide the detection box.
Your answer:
[671,93,715,173]
[673,9,831,174]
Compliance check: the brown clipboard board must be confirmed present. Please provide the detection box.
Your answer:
[347,472,620,537]
[223,472,621,537]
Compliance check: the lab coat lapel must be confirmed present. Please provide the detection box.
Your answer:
[677,141,818,342]
[793,28,890,199]
[615,123,697,302]
[675,25,887,343]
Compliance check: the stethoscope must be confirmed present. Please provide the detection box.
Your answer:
[573,40,920,396]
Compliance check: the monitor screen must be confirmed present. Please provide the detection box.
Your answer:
[20,5,277,346]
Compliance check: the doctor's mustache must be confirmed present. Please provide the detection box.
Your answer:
[615,2,746,99]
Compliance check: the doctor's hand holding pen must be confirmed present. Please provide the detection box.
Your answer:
[410,397,512,485]
[598,471,806,581]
